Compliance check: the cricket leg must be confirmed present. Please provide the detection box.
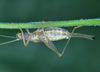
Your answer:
[41,26,48,44]
[24,35,30,47]
[60,26,83,56]
[25,29,31,46]
[19,29,30,47]
[38,26,61,57]
[26,29,30,34]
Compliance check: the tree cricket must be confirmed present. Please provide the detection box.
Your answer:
[0,26,95,57]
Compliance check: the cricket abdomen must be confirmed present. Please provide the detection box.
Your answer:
[44,27,71,41]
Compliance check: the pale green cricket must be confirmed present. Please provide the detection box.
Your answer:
[0,26,95,57]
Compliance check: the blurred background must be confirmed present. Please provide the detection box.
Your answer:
[0,0,99,72]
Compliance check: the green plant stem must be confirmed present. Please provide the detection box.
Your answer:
[0,19,100,29]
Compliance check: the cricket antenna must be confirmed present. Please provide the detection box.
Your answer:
[0,35,16,38]
[0,39,20,45]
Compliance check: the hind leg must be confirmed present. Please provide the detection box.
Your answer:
[60,26,83,56]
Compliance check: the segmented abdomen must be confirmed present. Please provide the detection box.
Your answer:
[43,27,71,41]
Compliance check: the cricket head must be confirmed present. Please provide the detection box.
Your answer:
[16,33,24,40]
